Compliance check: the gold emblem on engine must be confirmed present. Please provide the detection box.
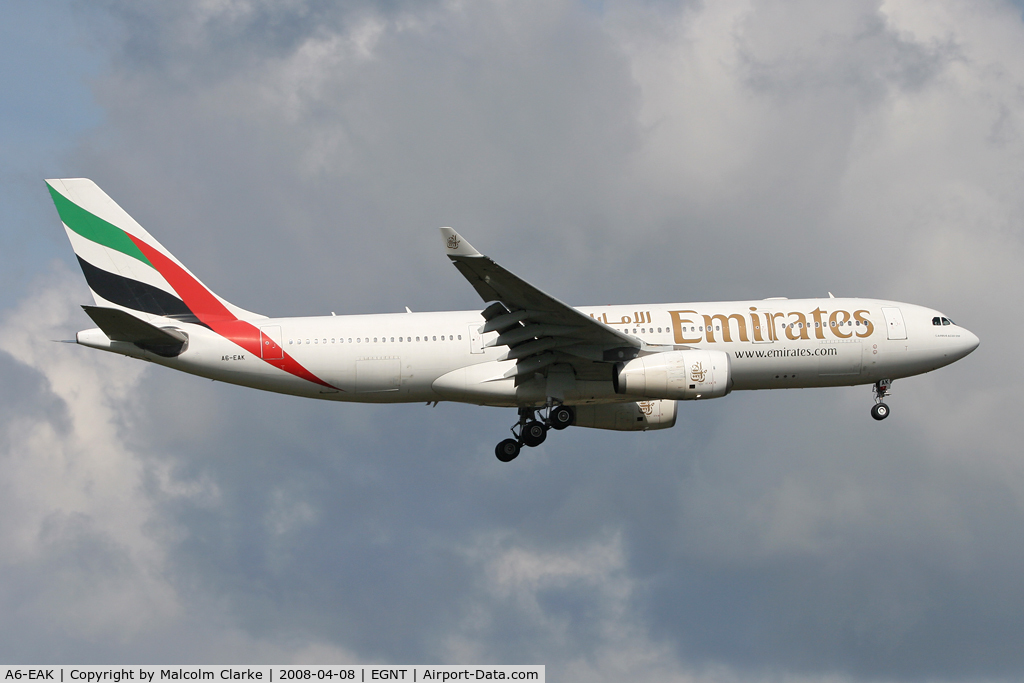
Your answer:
[446,234,460,250]
[638,401,654,416]
[690,361,707,383]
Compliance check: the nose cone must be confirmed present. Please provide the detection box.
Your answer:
[962,329,980,355]
[951,327,980,361]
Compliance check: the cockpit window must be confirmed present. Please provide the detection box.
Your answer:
[942,317,952,326]
[932,317,941,325]
[933,316,955,326]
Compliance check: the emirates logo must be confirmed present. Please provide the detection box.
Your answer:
[690,361,707,383]
[638,401,654,416]
[446,235,460,250]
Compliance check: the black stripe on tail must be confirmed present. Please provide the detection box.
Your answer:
[76,255,203,324]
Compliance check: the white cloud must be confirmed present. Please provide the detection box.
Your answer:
[0,266,179,641]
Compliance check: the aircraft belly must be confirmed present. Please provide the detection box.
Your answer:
[432,361,520,405]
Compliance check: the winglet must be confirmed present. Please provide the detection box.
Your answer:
[440,228,482,258]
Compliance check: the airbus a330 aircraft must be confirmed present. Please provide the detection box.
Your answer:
[47,178,979,461]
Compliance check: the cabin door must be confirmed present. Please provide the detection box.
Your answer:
[881,307,907,340]
[260,326,283,360]
[468,324,485,354]
[751,310,774,343]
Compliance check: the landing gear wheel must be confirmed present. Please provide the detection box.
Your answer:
[548,405,575,431]
[870,403,890,421]
[521,421,548,447]
[495,438,521,462]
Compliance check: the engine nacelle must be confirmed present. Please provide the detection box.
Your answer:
[574,399,677,431]
[615,349,731,400]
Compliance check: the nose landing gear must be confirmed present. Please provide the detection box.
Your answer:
[871,379,892,421]
[493,405,576,461]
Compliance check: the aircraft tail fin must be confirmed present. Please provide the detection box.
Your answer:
[45,178,263,325]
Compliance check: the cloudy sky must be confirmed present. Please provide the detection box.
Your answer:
[2,0,1023,679]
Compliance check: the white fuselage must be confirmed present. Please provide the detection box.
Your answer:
[79,297,979,408]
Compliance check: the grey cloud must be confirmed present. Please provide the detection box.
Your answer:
[0,349,70,434]
[736,2,956,100]
[78,0,643,315]
[92,0,439,80]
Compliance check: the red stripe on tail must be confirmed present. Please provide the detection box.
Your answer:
[128,236,338,390]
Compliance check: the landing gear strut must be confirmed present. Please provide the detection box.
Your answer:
[871,379,892,421]
[493,404,576,462]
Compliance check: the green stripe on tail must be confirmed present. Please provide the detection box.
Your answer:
[46,181,153,267]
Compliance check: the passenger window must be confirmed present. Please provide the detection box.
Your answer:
[458,335,462,340]
[416,337,420,342]
[433,336,437,341]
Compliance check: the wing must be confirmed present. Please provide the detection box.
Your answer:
[440,228,640,383]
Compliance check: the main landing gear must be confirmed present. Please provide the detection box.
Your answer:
[494,404,576,462]
[871,379,892,421]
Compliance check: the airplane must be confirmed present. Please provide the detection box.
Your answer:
[46,178,980,461]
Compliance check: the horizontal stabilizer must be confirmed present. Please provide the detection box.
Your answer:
[82,305,188,357]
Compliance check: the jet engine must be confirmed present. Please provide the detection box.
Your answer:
[615,349,731,400]
[574,399,677,431]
